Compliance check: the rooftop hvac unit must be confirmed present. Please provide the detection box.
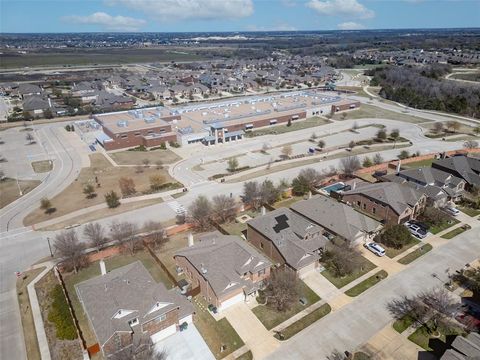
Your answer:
[202,112,207,116]
[144,117,156,124]
[128,110,135,115]
[117,120,128,127]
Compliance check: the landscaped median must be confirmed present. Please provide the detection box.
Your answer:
[345,270,388,297]
[398,244,433,265]
[392,314,415,333]
[274,303,332,340]
[441,224,472,239]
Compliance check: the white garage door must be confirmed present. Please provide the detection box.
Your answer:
[298,262,316,279]
[150,324,177,343]
[219,292,244,312]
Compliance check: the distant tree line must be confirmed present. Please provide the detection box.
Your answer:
[368,64,480,118]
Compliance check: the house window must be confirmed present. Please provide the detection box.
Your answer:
[363,203,367,210]
[128,318,139,327]
[357,201,361,207]
[158,314,166,322]
[134,132,141,136]
[260,242,264,249]
[121,134,128,139]
[372,207,376,214]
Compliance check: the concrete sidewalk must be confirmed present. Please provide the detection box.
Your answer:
[27,262,55,360]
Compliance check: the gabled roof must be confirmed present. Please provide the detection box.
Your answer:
[174,232,271,297]
[247,208,326,270]
[433,156,480,186]
[398,167,464,187]
[76,261,192,346]
[291,195,382,242]
[22,95,51,111]
[343,182,424,215]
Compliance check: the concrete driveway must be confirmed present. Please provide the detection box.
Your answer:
[154,325,215,360]
[222,302,279,359]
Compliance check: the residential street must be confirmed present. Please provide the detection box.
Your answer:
[265,226,480,359]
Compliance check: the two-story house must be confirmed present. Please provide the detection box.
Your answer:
[75,261,193,358]
[174,232,271,311]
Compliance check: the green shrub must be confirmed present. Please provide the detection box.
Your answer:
[47,285,77,340]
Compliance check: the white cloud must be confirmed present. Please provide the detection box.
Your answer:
[337,21,365,30]
[246,23,298,31]
[107,0,254,21]
[64,12,146,31]
[306,0,374,19]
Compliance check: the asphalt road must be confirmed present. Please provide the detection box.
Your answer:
[265,227,480,360]
[0,98,477,359]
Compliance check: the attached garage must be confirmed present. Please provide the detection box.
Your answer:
[179,314,193,324]
[150,324,177,343]
[218,292,245,311]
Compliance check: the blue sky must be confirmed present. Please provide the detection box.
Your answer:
[1,0,479,33]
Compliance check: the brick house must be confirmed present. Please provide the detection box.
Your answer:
[174,232,271,311]
[246,208,327,278]
[341,182,427,225]
[432,155,480,190]
[75,261,193,358]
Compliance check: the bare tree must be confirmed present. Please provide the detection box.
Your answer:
[25,132,35,144]
[433,122,444,134]
[464,140,479,149]
[318,139,326,150]
[119,177,136,196]
[281,145,293,159]
[83,184,96,199]
[188,195,213,231]
[340,156,361,177]
[348,140,356,150]
[143,221,168,249]
[212,194,237,224]
[40,198,55,214]
[83,223,106,249]
[446,120,461,133]
[263,270,300,312]
[241,181,262,210]
[323,241,363,277]
[227,157,239,172]
[53,230,84,273]
[373,153,384,165]
[149,175,165,191]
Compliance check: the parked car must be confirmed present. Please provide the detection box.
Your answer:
[407,224,427,239]
[405,220,429,232]
[364,242,386,257]
[444,206,460,216]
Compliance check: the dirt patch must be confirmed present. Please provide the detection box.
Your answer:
[17,267,45,360]
[31,160,53,173]
[109,148,182,166]
[0,178,41,209]
[332,103,428,124]
[24,153,178,226]
[35,270,83,360]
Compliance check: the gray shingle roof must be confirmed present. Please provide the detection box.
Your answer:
[343,182,424,216]
[433,156,480,187]
[75,261,192,346]
[175,232,271,297]
[247,208,326,270]
[451,335,480,357]
[291,195,382,242]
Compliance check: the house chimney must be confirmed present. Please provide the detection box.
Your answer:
[261,206,266,216]
[100,259,107,276]
[308,191,312,199]
[188,232,194,247]
[396,160,402,174]
[352,181,356,190]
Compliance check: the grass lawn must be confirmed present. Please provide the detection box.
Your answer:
[345,270,388,297]
[273,195,305,209]
[193,300,244,359]
[353,352,372,360]
[31,160,53,173]
[245,116,331,137]
[402,158,435,169]
[0,178,41,209]
[383,238,420,259]
[275,303,331,340]
[408,322,464,351]
[321,256,377,289]
[109,148,182,166]
[458,205,480,217]
[220,210,259,237]
[64,250,173,348]
[251,280,320,330]
[24,153,179,226]
[235,350,253,360]
[441,225,471,239]
[429,218,460,234]
[331,103,428,124]
[154,232,189,282]
[398,244,433,265]
[17,267,45,360]
[393,314,415,333]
